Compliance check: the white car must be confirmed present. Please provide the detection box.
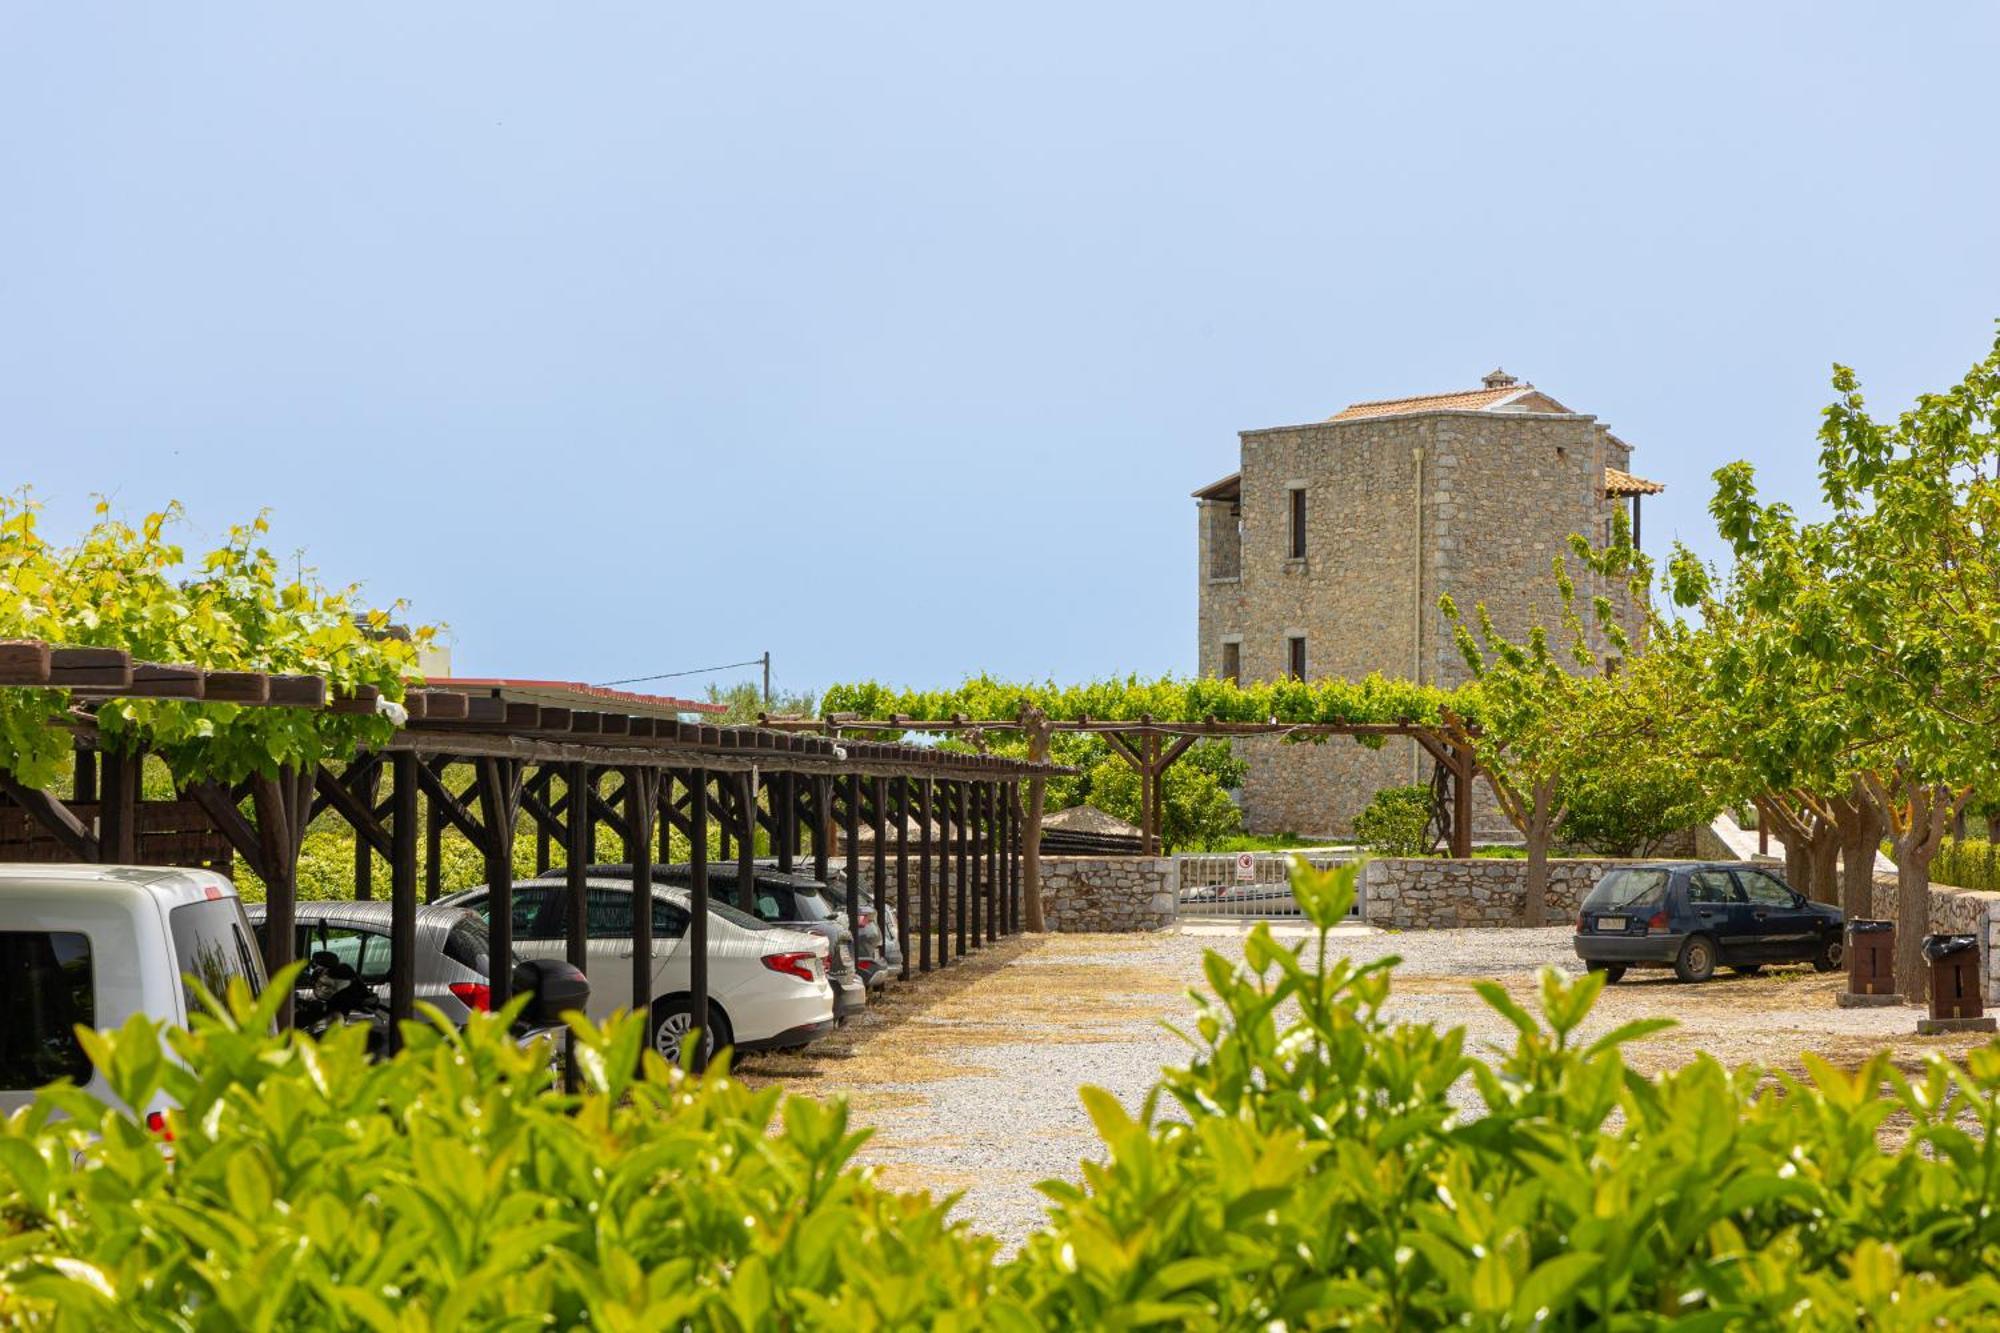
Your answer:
[0,864,267,1123]
[441,877,837,1065]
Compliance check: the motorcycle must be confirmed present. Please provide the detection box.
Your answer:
[295,951,393,1057]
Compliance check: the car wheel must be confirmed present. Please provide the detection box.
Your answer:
[650,997,731,1068]
[1674,935,1717,984]
[1812,936,1844,973]
[1732,964,1763,976]
[1586,961,1626,984]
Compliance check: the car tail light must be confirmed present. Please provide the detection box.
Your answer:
[762,951,818,982]
[449,981,493,1012]
[144,1110,174,1141]
[1575,913,1587,933]
[1647,910,1669,933]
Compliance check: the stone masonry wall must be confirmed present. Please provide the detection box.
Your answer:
[1039,855,1178,932]
[1198,405,1641,838]
[1864,874,2000,1004]
[1360,857,1626,929]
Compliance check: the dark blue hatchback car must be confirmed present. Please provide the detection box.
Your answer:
[1572,862,1844,983]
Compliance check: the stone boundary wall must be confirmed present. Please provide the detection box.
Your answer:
[1040,856,1178,932]
[1360,858,1628,929]
[1864,874,2000,1004]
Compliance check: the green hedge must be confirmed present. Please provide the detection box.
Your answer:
[1353,784,1434,856]
[1934,837,2000,894]
[8,862,2000,1326]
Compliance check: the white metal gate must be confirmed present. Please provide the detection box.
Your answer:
[1176,852,1362,919]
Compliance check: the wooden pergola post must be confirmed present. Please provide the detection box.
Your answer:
[936,780,952,967]
[351,759,381,899]
[870,775,889,967]
[954,781,969,957]
[687,768,711,1073]
[987,781,1002,943]
[563,763,593,1082]
[917,776,934,973]
[99,747,139,864]
[424,790,443,903]
[775,773,797,873]
[387,751,419,1050]
[893,775,912,980]
[967,780,982,949]
[471,757,524,1008]
[625,766,659,1026]
[1450,738,1475,860]
[842,773,863,947]
[735,769,758,912]
[1006,781,1021,933]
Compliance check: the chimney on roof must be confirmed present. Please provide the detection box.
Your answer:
[1481,367,1518,389]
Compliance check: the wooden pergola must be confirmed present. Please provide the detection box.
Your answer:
[760,711,1480,858]
[0,643,1061,1071]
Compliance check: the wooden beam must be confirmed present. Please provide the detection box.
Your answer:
[184,781,267,881]
[415,760,488,847]
[203,671,272,706]
[0,640,52,684]
[48,646,131,688]
[0,772,98,860]
[313,763,394,859]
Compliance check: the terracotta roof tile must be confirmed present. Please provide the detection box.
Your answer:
[1329,385,1531,420]
[1604,467,1665,497]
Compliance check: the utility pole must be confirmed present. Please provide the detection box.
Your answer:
[762,651,771,707]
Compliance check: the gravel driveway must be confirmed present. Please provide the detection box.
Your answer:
[744,921,1989,1249]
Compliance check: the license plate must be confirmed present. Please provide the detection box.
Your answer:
[1596,916,1626,932]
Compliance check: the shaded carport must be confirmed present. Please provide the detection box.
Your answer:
[0,644,1060,1072]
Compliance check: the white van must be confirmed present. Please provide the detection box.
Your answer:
[0,865,267,1118]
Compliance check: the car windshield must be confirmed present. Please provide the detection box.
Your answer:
[1583,869,1671,912]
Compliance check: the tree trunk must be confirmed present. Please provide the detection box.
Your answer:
[1522,781,1556,927]
[1864,777,1964,999]
[1833,787,1885,921]
[1893,847,1930,1000]
[1019,708,1051,933]
[1756,796,1813,897]
[1804,814,1841,905]
[1986,811,1999,844]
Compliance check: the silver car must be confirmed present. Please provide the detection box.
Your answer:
[247,900,503,1026]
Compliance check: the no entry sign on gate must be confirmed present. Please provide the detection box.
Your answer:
[1234,851,1256,882]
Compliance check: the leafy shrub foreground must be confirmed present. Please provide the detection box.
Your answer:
[9,865,2000,1328]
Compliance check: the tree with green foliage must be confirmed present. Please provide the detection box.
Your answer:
[1705,332,2000,992]
[703,679,816,726]
[1440,517,1670,923]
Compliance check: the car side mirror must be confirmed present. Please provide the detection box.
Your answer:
[1793,892,1806,908]
[511,958,590,1027]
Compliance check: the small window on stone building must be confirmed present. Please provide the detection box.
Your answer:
[1287,635,1307,681]
[1221,641,1240,683]
[1287,487,1307,560]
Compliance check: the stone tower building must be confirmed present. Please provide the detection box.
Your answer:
[1192,370,1662,838]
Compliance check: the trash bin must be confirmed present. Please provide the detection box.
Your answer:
[1847,919,1896,996]
[1923,933,1983,1022]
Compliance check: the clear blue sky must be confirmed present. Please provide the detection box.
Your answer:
[5,4,1996,697]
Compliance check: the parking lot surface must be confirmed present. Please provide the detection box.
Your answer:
[745,922,1991,1248]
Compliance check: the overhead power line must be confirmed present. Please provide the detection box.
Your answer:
[600,653,770,693]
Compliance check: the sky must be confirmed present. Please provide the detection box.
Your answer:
[4,4,1997,699]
